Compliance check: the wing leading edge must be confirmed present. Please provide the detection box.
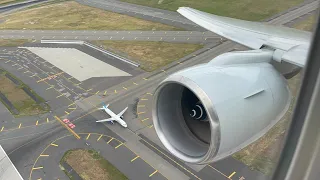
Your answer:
[177,7,311,67]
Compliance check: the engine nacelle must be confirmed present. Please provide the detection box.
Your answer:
[152,58,291,164]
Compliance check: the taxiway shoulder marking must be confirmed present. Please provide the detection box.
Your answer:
[143,78,148,80]
[56,94,64,98]
[131,156,139,162]
[137,112,145,115]
[137,105,145,107]
[36,121,39,126]
[46,118,49,123]
[86,88,92,92]
[51,143,58,147]
[149,170,158,177]
[146,93,153,95]
[46,86,54,90]
[228,172,236,179]
[32,167,43,170]
[18,123,22,129]
[104,91,107,95]
[86,133,91,140]
[141,118,149,122]
[0,126,3,132]
[133,82,138,85]
[123,87,128,90]
[95,91,100,94]
[68,107,76,110]
[40,154,49,157]
[140,98,148,101]
[114,90,117,94]
[107,137,114,144]
[97,134,103,141]
[115,143,123,149]
[68,103,75,107]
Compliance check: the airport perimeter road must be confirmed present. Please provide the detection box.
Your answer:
[0,30,220,43]
[76,0,202,31]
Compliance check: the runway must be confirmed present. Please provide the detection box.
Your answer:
[0,30,220,43]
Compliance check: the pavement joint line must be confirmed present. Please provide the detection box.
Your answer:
[115,143,123,149]
[107,137,114,144]
[51,143,58,147]
[32,167,43,170]
[56,94,64,98]
[131,156,139,162]
[0,126,3,132]
[54,116,81,139]
[36,121,39,126]
[18,123,22,129]
[40,154,49,157]
[141,118,149,122]
[86,133,91,140]
[97,134,103,141]
[228,171,236,179]
[149,170,158,177]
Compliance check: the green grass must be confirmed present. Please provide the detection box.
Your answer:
[0,69,49,117]
[92,41,203,71]
[0,1,180,31]
[294,15,316,31]
[0,0,26,6]
[119,0,303,21]
[61,149,128,180]
[0,39,31,46]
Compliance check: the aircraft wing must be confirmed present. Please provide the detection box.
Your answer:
[177,7,312,67]
[117,107,128,117]
[96,118,114,123]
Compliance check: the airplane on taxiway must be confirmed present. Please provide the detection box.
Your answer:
[96,103,128,128]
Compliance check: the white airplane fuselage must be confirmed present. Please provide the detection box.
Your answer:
[104,107,127,127]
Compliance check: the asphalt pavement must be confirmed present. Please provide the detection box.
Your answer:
[0,30,220,43]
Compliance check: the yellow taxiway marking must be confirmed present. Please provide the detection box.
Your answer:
[115,143,123,149]
[18,123,22,129]
[107,137,114,144]
[65,111,69,115]
[137,112,145,115]
[24,70,30,74]
[141,118,149,122]
[228,172,236,179]
[51,143,58,147]
[146,93,153,95]
[36,121,39,126]
[86,88,92,92]
[95,91,100,94]
[148,125,154,128]
[114,90,117,94]
[37,72,64,83]
[143,78,148,80]
[137,105,145,107]
[140,98,148,101]
[0,126,4,132]
[133,82,138,85]
[75,83,81,86]
[54,116,81,139]
[46,86,54,90]
[56,94,64,98]
[40,154,49,157]
[86,133,91,140]
[67,77,73,80]
[149,170,158,177]
[68,102,75,107]
[46,118,49,123]
[161,69,166,72]
[32,167,43,170]
[208,165,230,179]
[104,91,107,95]
[97,134,103,141]
[131,156,139,162]
[178,62,183,64]
[123,87,128,90]
[68,107,76,110]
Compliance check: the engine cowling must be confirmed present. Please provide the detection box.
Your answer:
[152,59,291,164]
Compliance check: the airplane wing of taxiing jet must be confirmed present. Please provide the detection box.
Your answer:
[117,107,128,117]
[96,118,114,123]
[177,7,311,67]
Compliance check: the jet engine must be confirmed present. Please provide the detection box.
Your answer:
[152,50,291,164]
